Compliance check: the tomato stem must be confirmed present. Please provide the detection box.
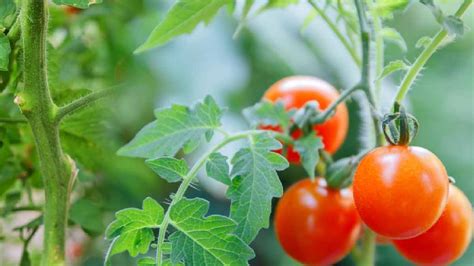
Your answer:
[393,0,472,109]
[19,1,75,265]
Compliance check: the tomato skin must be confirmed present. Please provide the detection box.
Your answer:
[263,76,349,162]
[353,145,449,239]
[275,178,361,265]
[392,185,472,265]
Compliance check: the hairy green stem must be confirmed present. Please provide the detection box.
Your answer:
[393,0,472,109]
[155,130,265,265]
[20,1,73,265]
[308,0,362,67]
[314,84,361,123]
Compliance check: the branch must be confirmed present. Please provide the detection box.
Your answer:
[55,88,115,123]
[0,117,28,123]
[393,0,472,110]
[308,0,362,67]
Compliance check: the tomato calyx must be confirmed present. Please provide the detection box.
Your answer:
[382,105,419,146]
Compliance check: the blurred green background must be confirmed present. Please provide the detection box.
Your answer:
[3,0,473,265]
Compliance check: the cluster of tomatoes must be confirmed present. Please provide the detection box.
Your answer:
[262,76,472,265]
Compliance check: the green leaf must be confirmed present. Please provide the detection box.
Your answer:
[118,96,223,159]
[377,60,409,80]
[2,189,21,216]
[69,198,104,235]
[301,9,318,33]
[137,257,155,266]
[0,0,16,27]
[52,0,102,9]
[372,0,410,18]
[243,100,292,130]
[228,133,288,243]
[265,0,299,9]
[415,36,432,48]
[146,157,189,183]
[135,0,230,53]
[294,134,323,179]
[168,198,254,265]
[381,27,407,52]
[105,198,164,262]
[0,33,11,71]
[206,152,231,185]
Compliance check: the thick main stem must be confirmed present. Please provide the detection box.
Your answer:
[20,1,72,265]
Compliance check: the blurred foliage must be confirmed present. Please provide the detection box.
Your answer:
[0,0,472,265]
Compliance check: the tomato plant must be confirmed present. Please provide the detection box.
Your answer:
[353,145,449,239]
[393,184,473,265]
[0,0,471,265]
[275,178,361,265]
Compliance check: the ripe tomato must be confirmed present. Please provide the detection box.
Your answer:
[263,76,349,163]
[274,178,361,265]
[393,185,472,265]
[353,145,449,239]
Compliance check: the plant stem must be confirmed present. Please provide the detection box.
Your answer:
[314,84,361,122]
[155,130,264,265]
[308,0,362,67]
[0,117,27,123]
[20,1,73,265]
[55,87,116,123]
[393,0,472,109]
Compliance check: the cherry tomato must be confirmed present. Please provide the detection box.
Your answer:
[393,185,472,265]
[275,178,361,265]
[353,145,449,239]
[263,76,349,163]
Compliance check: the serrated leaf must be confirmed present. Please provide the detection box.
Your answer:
[294,135,323,179]
[0,33,11,71]
[381,27,407,52]
[443,15,464,36]
[377,60,409,80]
[146,157,189,183]
[206,152,231,185]
[168,198,254,265]
[105,198,164,262]
[228,133,288,243]
[243,100,292,130]
[415,36,432,48]
[52,0,102,9]
[118,96,223,159]
[136,0,230,53]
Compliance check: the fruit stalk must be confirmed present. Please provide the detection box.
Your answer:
[19,1,74,265]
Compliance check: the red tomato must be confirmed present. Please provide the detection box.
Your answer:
[275,178,361,265]
[263,76,349,163]
[353,145,449,239]
[393,185,472,265]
